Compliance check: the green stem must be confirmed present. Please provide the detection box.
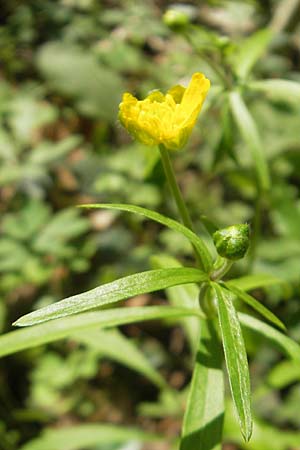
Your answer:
[183,29,231,89]
[248,192,262,271]
[159,145,207,270]
[159,144,195,231]
[210,257,233,281]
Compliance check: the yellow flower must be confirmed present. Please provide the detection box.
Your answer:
[119,72,210,151]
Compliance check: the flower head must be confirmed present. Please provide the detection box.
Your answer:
[119,72,210,151]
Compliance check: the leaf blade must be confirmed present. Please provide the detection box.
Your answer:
[223,283,285,331]
[249,79,300,104]
[213,283,252,442]
[232,28,273,79]
[20,423,160,450]
[1,306,202,359]
[14,268,208,326]
[79,203,213,272]
[229,91,270,192]
[151,254,201,354]
[227,274,283,291]
[180,319,224,450]
[239,312,300,361]
[73,329,167,389]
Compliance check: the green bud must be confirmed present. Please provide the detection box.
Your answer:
[213,224,250,261]
[163,5,195,30]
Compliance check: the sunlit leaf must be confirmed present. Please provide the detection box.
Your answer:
[213,283,252,442]
[14,268,207,326]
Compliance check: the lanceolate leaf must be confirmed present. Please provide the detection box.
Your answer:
[227,274,283,291]
[79,203,213,272]
[14,267,208,326]
[213,283,252,442]
[1,306,202,358]
[19,424,160,450]
[73,329,168,389]
[249,79,300,104]
[223,283,285,331]
[231,28,273,80]
[180,319,224,450]
[229,91,270,192]
[239,313,300,361]
[151,254,201,354]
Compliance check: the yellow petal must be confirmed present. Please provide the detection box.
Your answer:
[146,90,165,103]
[178,73,210,122]
[167,85,185,104]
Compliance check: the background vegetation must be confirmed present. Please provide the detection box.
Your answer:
[1,0,300,449]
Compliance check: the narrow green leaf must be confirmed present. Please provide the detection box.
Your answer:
[79,203,213,272]
[73,329,168,389]
[14,267,208,326]
[151,254,201,354]
[213,283,252,442]
[229,91,270,192]
[249,79,300,104]
[238,312,300,360]
[231,28,273,79]
[19,424,160,450]
[268,360,300,389]
[1,306,202,359]
[223,283,285,331]
[227,274,283,291]
[180,319,224,450]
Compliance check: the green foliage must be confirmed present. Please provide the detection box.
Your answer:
[19,424,160,450]
[1,1,300,449]
[180,319,224,450]
[36,43,124,121]
[213,284,252,442]
[0,307,202,359]
[14,267,207,326]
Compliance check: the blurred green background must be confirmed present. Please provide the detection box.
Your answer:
[1,1,300,449]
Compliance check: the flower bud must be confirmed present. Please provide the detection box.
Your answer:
[213,224,250,261]
[163,5,195,30]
